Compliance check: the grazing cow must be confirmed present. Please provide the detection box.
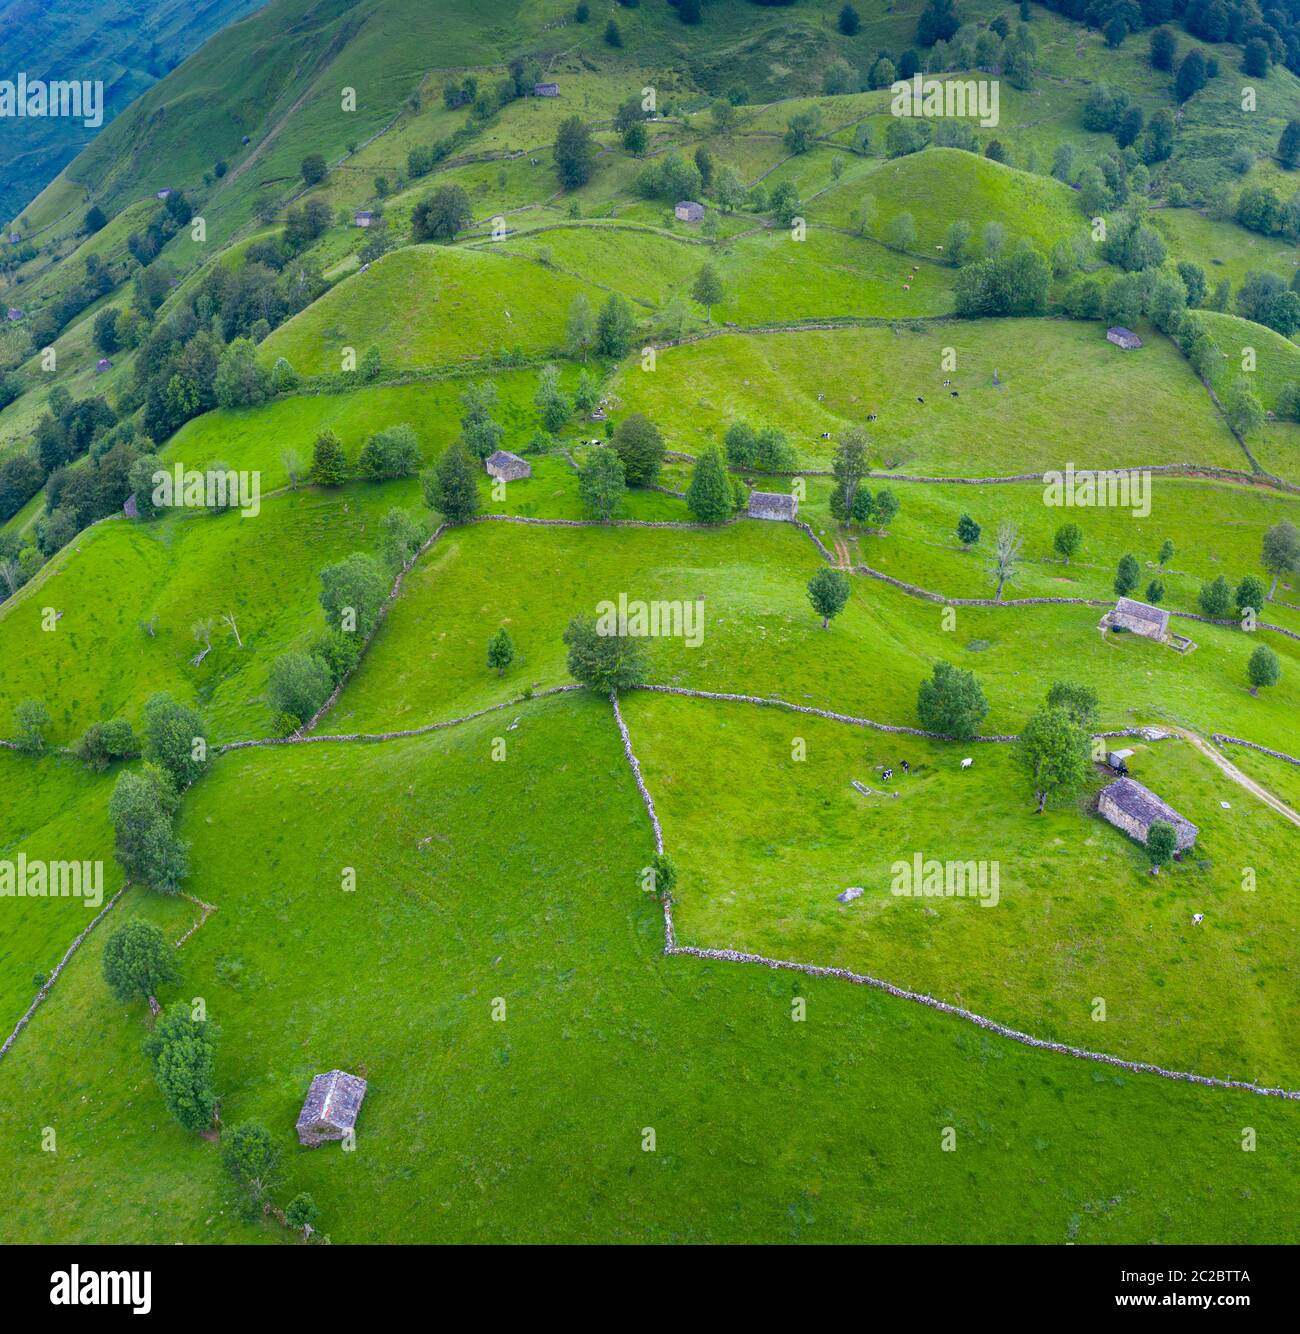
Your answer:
[867,413,877,422]
[960,757,973,770]
[950,390,959,397]
[900,760,909,773]
[1192,913,1204,925]
[820,432,831,439]
[881,768,893,782]
[916,396,924,404]
[943,379,951,387]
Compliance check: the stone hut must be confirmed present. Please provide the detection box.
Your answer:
[485,449,531,482]
[156,188,173,200]
[353,210,376,227]
[534,82,560,97]
[1106,326,1142,350]
[296,1069,368,1147]
[96,358,112,373]
[748,490,798,522]
[1098,777,1198,851]
[1104,597,1169,641]
[6,307,24,321]
[674,200,705,223]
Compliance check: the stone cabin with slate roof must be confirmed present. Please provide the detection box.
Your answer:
[675,200,705,223]
[485,450,531,482]
[534,82,560,97]
[1106,326,1142,350]
[296,1069,368,1147]
[1104,597,1169,641]
[748,490,798,522]
[1098,777,1198,852]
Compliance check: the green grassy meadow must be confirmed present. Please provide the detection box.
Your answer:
[2,697,1297,1244]
[5,0,1300,1248]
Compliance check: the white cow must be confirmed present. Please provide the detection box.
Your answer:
[960,757,973,770]
[1192,913,1204,925]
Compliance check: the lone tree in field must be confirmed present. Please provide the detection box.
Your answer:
[686,445,732,524]
[554,116,595,189]
[413,184,473,241]
[988,522,1023,600]
[578,445,626,521]
[1248,643,1281,696]
[691,264,724,323]
[1158,538,1175,567]
[423,440,480,523]
[1146,820,1177,875]
[487,628,515,676]
[286,1193,321,1241]
[102,920,179,1008]
[596,293,637,357]
[956,514,981,549]
[300,153,326,186]
[319,551,388,637]
[310,429,348,486]
[611,412,665,486]
[1017,705,1091,813]
[1198,574,1234,617]
[1114,553,1140,597]
[1236,574,1267,619]
[829,429,870,528]
[267,652,332,726]
[1046,680,1100,730]
[143,1004,219,1133]
[641,851,678,900]
[223,1121,283,1216]
[1053,522,1083,564]
[12,698,49,754]
[143,692,207,791]
[917,661,988,739]
[563,614,649,693]
[1262,520,1300,597]
[807,567,851,628]
[872,488,899,531]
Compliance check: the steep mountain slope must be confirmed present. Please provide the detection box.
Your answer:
[0,0,266,222]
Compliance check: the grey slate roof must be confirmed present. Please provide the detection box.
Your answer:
[1106,326,1142,349]
[1099,777,1198,845]
[675,200,705,221]
[485,449,531,481]
[296,1069,368,1145]
[1113,597,1169,631]
[748,490,797,520]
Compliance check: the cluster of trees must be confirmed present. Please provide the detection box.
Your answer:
[266,502,432,730]
[1037,0,1294,82]
[299,416,421,492]
[1080,83,1176,164]
[100,918,324,1237]
[564,291,638,360]
[23,251,124,350]
[953,241,1050,316]
[828,429,899,530]
[115,254,321,443]
[724,420,797,472]
[125,189,193,270]
[0,383,123,537]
